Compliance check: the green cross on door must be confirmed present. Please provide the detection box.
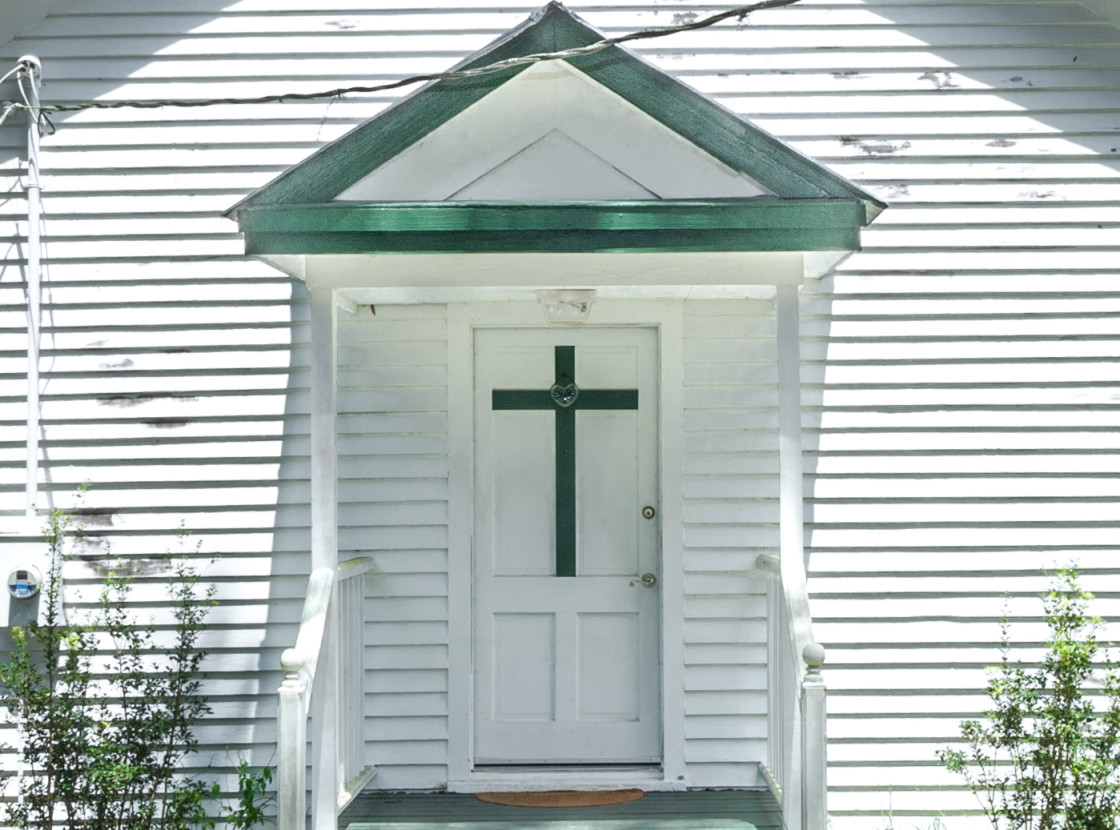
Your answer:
[491,345,639,577]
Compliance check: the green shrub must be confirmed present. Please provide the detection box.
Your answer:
[939,568,1120,830]
[0,501,216,829]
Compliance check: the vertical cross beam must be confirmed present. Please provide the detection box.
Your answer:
[553,346,578,577]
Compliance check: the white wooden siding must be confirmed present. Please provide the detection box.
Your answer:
[781,2,1120,827]
[337,304,450,791]
[682,300,778,788]
[1,0,1118,824]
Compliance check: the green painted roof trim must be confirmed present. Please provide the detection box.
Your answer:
[227,3,884,222]
[239,199,862,254]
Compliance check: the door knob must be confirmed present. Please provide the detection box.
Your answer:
[630,572,657,588]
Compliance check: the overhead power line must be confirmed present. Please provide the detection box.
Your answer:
[3,0,800,115]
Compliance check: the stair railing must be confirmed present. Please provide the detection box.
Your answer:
[278,558,375,830]
[336,557,377,804]
[760,553,827,830]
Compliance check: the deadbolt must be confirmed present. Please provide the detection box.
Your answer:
[641,505,656,519]
[630,572,657,588]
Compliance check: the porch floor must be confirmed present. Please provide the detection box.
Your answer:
[341,789,783,830]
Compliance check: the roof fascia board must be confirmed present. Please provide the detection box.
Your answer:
[239,199,863,255]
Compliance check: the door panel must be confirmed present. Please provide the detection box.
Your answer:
[473,328,661,765]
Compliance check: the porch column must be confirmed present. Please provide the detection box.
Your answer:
[776,284,810,658]
[309,288,340,830]
[776,282,818,829]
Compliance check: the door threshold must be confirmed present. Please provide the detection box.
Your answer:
[452,764,678,793]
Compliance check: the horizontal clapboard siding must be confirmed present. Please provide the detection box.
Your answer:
[780,2,1120,827]
[682,300,776,787]
[0,0,1117,824]
[337,304,451,790]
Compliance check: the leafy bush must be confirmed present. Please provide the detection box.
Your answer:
[218,761,273,830]
[0,501,216,829]
[939,568,1120,830]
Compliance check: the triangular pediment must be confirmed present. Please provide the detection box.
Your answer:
[446,129,659,201]
[230,2,880,214]
[334,61,771,203]
[227,2,883,295]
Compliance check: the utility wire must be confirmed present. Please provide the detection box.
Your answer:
[2,0,799,115]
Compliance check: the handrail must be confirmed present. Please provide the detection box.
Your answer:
[280,567,335,703]
[761,557,817,693]
[337,556,377,580]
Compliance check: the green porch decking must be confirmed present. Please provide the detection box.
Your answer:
[341,790,784,830]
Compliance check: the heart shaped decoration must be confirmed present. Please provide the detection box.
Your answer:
[550,382,579,408]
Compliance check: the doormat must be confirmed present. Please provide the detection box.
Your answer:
[476,789,645,808]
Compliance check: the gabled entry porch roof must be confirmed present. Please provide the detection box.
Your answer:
[226,2,882,300]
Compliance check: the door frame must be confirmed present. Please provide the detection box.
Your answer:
[446,299,686,792]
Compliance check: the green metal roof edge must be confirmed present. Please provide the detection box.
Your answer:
[226,3,884,221]
[239,199,863,254]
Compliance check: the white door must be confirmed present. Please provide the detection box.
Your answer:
[473,328,661,765]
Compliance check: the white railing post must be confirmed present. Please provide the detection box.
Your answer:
[277,669,308,830]
[801,644,827,830]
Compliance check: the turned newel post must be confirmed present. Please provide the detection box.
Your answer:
[278,654,308,830]
[801,642,827,830]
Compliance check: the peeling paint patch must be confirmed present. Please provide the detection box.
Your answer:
[99,358,135,370]
[97,393,199,408]
[841,136,910,156]
[325,18,357,29]
[142,418,191,429]
[79,555,168,578]
[1022,190,1056,200]
[671,12,698,25]
[72,509,117,528]
[918,71,960,90]
[859,140,911,156]
[72,534,109,558]
[833,70,866,80]
[98,393,161,408]
[987,139,1016,148]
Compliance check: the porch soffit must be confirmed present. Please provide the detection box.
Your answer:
[226,2,883,294]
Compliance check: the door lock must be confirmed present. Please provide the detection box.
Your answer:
[630,572,658,588]
[641,506,656,519]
